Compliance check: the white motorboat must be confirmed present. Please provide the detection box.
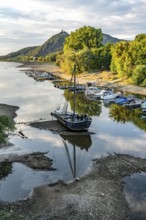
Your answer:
[85,86,100,96]
[90,89,113,99]
[101,92,119,100]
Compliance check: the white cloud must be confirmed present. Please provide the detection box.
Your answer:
[0,0,146,55]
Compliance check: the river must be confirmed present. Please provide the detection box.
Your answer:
[0,62,146,219]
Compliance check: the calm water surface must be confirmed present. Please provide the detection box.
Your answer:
[0,62,146,218]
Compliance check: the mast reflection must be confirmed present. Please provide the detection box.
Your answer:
[60,132,92,179]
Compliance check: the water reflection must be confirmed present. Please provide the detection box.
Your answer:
[0,162,12,180]
[60,133,92,179]
[1,62,146,215]
[109,104,146,132]
[64,89,102,116]
[123,172,146,220]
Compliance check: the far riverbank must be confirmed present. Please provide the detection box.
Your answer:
[22,62,146,96]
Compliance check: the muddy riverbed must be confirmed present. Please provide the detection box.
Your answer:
[1,103,146,219]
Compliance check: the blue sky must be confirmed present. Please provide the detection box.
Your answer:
[0,0,145,55]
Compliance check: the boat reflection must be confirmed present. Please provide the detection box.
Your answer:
[60,132,92,179]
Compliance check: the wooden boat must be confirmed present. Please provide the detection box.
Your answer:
[51,65,92,131]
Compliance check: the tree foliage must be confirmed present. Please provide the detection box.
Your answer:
[64,26,103,53]
[132,65,146,86]
[110,34,146,84]
[56,26,113,73]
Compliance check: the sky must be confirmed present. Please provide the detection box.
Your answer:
[0,0,146,55]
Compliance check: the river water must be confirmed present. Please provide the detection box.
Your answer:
[0,62,146,219]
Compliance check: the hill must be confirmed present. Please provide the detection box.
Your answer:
[1,31,124,60]
[35,30,68,56]
[102,33,123,44]
[3,46,39,59]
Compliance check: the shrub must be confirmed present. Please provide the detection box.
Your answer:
[132,65,146,86]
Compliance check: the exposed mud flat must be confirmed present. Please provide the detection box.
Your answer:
[0,103,19,119]
[0,104,55,170]
[1,154,146,219]
[2,152,55,171]
[1,86,146,219]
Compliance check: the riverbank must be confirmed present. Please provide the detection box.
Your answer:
[1,64,146,219]
[0,104,55,170]
[0,104,146,219]
[1,153,146,220]
[22,63,146,96]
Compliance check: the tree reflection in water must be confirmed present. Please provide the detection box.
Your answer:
[64,90,102,116]
[0,162,13,180]
[109,104,146,132]
[0,115,15,144]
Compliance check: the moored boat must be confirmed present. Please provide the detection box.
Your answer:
[85,86,100,96]
[51,65,92,131]
[124,99,143,109]
[141,101,146,115]
[102,92,119,100]
[99,90,113,99]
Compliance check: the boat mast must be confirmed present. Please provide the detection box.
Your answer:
[73,64,76,116]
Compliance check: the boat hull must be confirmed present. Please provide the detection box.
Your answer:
[51,112,92,131]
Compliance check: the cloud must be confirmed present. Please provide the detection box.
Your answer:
[0,0,146,55]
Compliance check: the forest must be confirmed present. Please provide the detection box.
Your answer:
[1,25,146,86]
[56,26,146,86]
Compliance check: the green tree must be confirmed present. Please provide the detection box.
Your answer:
[38,56,43,61]
[93,43,112,70]
[64,26,103,52]
[132,65,146,86]
[110,34,146,80]
[135,33,146,42]
[110,41,130,77]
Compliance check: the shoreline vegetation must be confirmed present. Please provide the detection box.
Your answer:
[1,63,146,219]
[22,62,146,96]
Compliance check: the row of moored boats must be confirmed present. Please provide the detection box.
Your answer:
[85,86,146,114]
[25,70,55,81]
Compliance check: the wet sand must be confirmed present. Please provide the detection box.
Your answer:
[1,154,146,219]
[0,105,145,219]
